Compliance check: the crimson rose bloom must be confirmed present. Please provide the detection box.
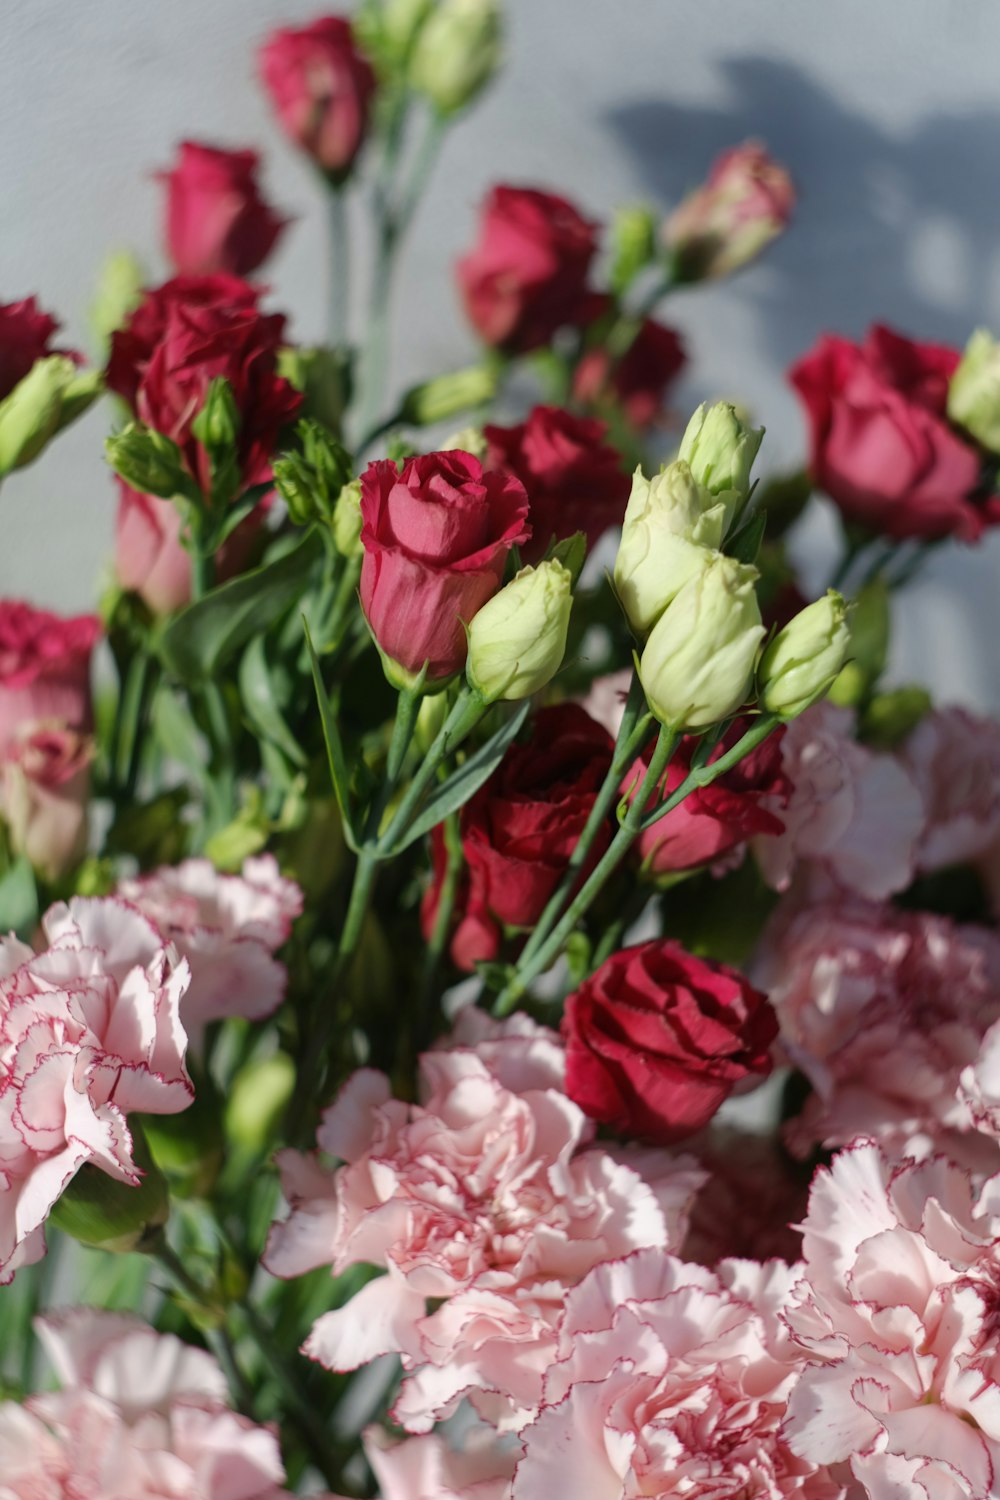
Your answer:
[422,703,614,970]
[258,16,376,181]
[574,315,687,429]
[106,274,301,498]
[790,323,994,541]
[0,600,100,753]
[159,141,287,278]
[623,720,789,875]
[0,297,74,401]
[563,940,777,1142]
[457,185,599,353]
[485,405,629,561]
[359,449,530,680]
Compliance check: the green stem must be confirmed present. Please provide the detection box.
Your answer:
[327,185,350,349]
[376,685,486,855]
[639,713,782,835]
[191,544,215,601]
[493,723,679,1016]
[241,1299,343,1485]
[150,1241,254,1414]
[114,650,158,802]
[418,809,463,1016]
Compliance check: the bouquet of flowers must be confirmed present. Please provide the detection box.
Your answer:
[4,5,1000,1497]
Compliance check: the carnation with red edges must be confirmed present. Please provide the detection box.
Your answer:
[562,939,777,1142]
[159,141,287,278]
[106,273,301,498]
[484,404,629,561]
[457,185,599,353]
[359,448,530,680]
[789,322,995,540]
[258,16,376,181]
[0,600,99,753]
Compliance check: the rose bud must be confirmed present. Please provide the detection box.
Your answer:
[573,314,687,430]
[467,559,572,702]
[359,448,530,684]
[758,589,850,720]
[485,405,629,562]
[258,16,376,182]
[2,721,93,881]
[0,601,100,754]
[0,355,101,476]
[677,400,763,533]
[409,0,503,116]
[457,185,599,354]
[948,328,1000,455]
[789,323,994,541]
[664,140,794,282]
[623,719,788,875]
[159,141,287,279]
[614,460,726,636]
[639,553,764,731]
[562,939,778,1143]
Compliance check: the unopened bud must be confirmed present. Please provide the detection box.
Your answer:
[409,0,503,115]
[467,559,572,701]
[0,357,100,475]
[678,401,763,532]
[665,141,794,282]
[90,249,144,354]
[400,365,497,426]
[614,460,725,635]
[757,589,850,719]
[106,422,191,500]
[332,478,364,557]
[947,329,1000,454]
[610,204,658,296]
[442,424,487,461]
[277,345,347,430]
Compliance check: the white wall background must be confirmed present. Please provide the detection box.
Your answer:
[3,0,1000,704]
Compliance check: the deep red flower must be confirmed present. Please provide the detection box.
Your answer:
[0,297,74,402]
[574,315,687,429]
[258,16,376,180]
[159,141,287,278]
[0,600,100,753]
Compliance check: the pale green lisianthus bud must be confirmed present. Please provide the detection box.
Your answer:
[89,249,144,354]
[467,559,572,701]
[758,589,850,719]
[639,553,764,730]
[614,460,726,635]
[678,401,764,532]
[947,329,1000,454]
[0,357,102,476]
[442,424,488,461]
[400,365,497,425]
[333,478,364,558]
[409,0,503,115]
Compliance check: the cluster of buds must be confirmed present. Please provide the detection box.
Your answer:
[615,402,849,730]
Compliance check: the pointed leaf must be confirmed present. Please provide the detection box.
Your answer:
[726,508,766,566]
[239,636,307,768]
[303,620,359,850]
[0,857,38,938]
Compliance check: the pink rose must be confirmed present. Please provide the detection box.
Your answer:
[457,185,599,353]
[789,323,993,540]
[664,140,795,280]
[258,16,376,180]
[2,720,92,881]
[0,599,100,754]
[159,140,287,278]
[0,296,75,401]
[359,449,530,680]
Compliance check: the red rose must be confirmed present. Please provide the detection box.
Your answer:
[574,315,687,429]
[106,275,301,498]
[422,703,614,970]
[457,185,599,353]
[484,405,629,561]
[0,297,74,402]
[789,324,992,541]
[159,141,287,278]
[562,940,778,1142]
[359,449,530,681]
[0,601,100,752]
[258,16,376,181]
[623,720,789,875]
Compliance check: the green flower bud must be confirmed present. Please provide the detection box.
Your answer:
[467,560,572,701]
[105,422,192,501]
[678,401,764,532]
[947,329,1000,454]
[610,204,658,296]
[191,376,240,457]
[0,357,101,476]
[332,478,364,557]
[89,249,144,355]
[614,460,726,635]
[273,420,353,528]
[415,689,449,751]
[277,345,348,430]
[757,589,850,719]
[399,365,497,426]
[442,424,487,461]
[639,552,764,730]
[48,1127,169,1253]
[409,0,503,114]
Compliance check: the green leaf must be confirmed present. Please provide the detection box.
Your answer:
[157,529,324,684]
[550,530,588,586]
[239,636,307,768]
[303,619,359,851]
[152,686,207,780]
[0,857,38,939]
[474,959,516,994]
[726,508,766,566]
[390,700,531,853]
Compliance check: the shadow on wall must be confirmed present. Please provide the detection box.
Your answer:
[605,54,1000,711]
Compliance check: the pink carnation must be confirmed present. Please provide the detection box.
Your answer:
[0,898,192,1281]
[753,701,923,900]
[264,1014,702,1432]
[514,1249,837,1500]
[0,1308,303,1498]
[365,1428,516,1500]
[756,897,1000,1165]
[782,1141,1000,1499]
[118,854,302,1042]
[0,600,100,754]
[900,707,1000,873]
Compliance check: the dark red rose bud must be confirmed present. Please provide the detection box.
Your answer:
[359,448,530,681]
[258,16,376,181]
[422,703,614,969]
[457,185,599,354]
[0,297,75,402]
[574,315,687,430]
[789,323,993,542]
[106,274,301,499]
[562,939,777,1143]
[485,404,629,562]
[159,141,287,278]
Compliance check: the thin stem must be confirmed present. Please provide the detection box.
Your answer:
[639,713,782,835]
[241,1298,343,1485]
[418,810,463,1017]
[327,186,350,349]
[376,685,486,856]
[150,1241,254,1415]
